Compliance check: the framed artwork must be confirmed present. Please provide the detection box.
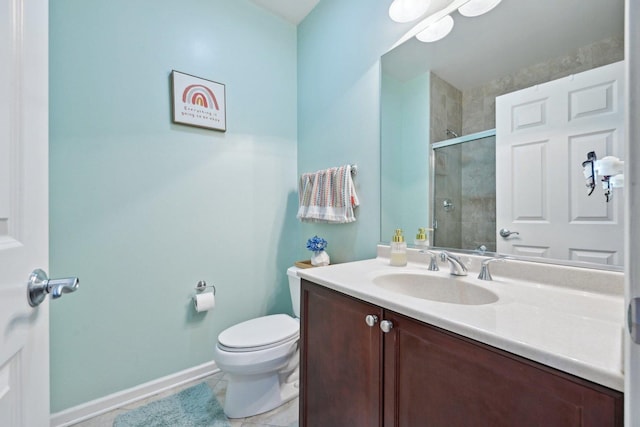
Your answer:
[171,70,226,132]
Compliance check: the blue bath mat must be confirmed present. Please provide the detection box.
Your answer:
[112,382,231,427]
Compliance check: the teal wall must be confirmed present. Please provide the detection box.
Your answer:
[296,0,412,261]
[49,0,416,414]
[380,72,431,241]
[380,73,404,236]
[49,0,298,412]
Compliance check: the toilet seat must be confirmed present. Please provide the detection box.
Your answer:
[218,314,299,353]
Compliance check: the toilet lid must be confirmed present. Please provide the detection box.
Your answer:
[218,314,299,352]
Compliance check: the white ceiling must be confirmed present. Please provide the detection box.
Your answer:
[250,0,624,91]
[382,0,625,89]
[250,0,319,25]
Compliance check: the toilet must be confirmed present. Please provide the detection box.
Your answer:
[213,266,301,418]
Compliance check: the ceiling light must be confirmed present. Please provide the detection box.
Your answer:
[458,0,502,17]
[416,15,454,42]
[389,0,431,23]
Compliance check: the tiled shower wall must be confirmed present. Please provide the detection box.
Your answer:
[460,136,495,251]
[462,37,624,135]
[430,73,462,145]
[430,73,462,248]
[433,144,462,249]
[433,136,495,251]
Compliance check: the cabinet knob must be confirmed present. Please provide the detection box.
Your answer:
[365,314,378,327]
[380,320,394,333]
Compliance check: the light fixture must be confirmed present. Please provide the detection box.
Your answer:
[416,14,454,42]
[458,0,502,17]
[595,156,625,177]
[389,0,431,23]
[582,152,625,203]
[388,0,504,47]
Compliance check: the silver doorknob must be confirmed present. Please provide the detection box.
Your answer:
[380,320,394,333]
[365,314,378,327]
[499,228,520,238]
[27,269,79,307]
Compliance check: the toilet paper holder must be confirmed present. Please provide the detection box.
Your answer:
[195,280,216,295]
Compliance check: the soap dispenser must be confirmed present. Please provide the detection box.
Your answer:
[414,227,430,249]
[390,229,407,267]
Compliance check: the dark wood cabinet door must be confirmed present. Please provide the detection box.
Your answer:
[383,310,623,427]
[300,280,384,427]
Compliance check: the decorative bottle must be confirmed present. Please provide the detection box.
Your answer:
[413,227,433,249]
[390,229,407,267]
[414,227,429,249]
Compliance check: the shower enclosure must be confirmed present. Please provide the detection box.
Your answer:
[431,129,496,252]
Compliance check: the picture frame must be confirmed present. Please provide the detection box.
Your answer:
[171,70,226,132]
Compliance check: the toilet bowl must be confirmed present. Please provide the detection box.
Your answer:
[213,266,301,418]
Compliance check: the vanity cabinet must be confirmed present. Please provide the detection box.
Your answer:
[300,279,383,426]
[300,279,623,427]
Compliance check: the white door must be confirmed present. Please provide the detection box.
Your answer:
[626,0,640,423]
[1,0,50,425]
[496,61,625,265]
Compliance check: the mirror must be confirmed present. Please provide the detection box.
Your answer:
[380,0,625,268]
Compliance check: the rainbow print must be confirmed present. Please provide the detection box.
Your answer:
[171,70,226,132]
[182,84,220,110]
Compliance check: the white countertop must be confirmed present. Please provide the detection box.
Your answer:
[297,254,624,392]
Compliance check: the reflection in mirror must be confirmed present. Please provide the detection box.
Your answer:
[432,131,496,252]
[380,0,625,268]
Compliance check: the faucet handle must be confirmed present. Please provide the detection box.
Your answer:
[478,257,506,281]
[419,250,439,271]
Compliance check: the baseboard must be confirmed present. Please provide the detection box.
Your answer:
[49,361,219,427]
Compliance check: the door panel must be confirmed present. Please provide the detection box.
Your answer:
[626,1,640,423]
[383,310,622,427]
[300,280,383,427]
[496,61,625,265]
[568,130,615,222]
[511,140,547,221]
[0,0,50,425]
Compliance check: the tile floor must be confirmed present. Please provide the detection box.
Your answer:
[70,371,299,427]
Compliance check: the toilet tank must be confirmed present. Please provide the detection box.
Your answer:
[286,266,301,318]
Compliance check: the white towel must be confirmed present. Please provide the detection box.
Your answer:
[296,165,359,223]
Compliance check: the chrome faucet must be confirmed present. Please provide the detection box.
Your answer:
[478,257,506,281]
[439,251,468,276]
[419,250,439,271]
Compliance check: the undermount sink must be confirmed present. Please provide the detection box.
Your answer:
[372,272,499,305]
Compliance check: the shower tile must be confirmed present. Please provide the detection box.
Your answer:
[431,72,462,143]
[462,197,496,224]
[434,151,449,176]
[461,221,496,251]
[461,37,623,135]
[462,173,495,199]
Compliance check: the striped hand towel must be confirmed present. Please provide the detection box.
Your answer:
[296,165,359,223]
